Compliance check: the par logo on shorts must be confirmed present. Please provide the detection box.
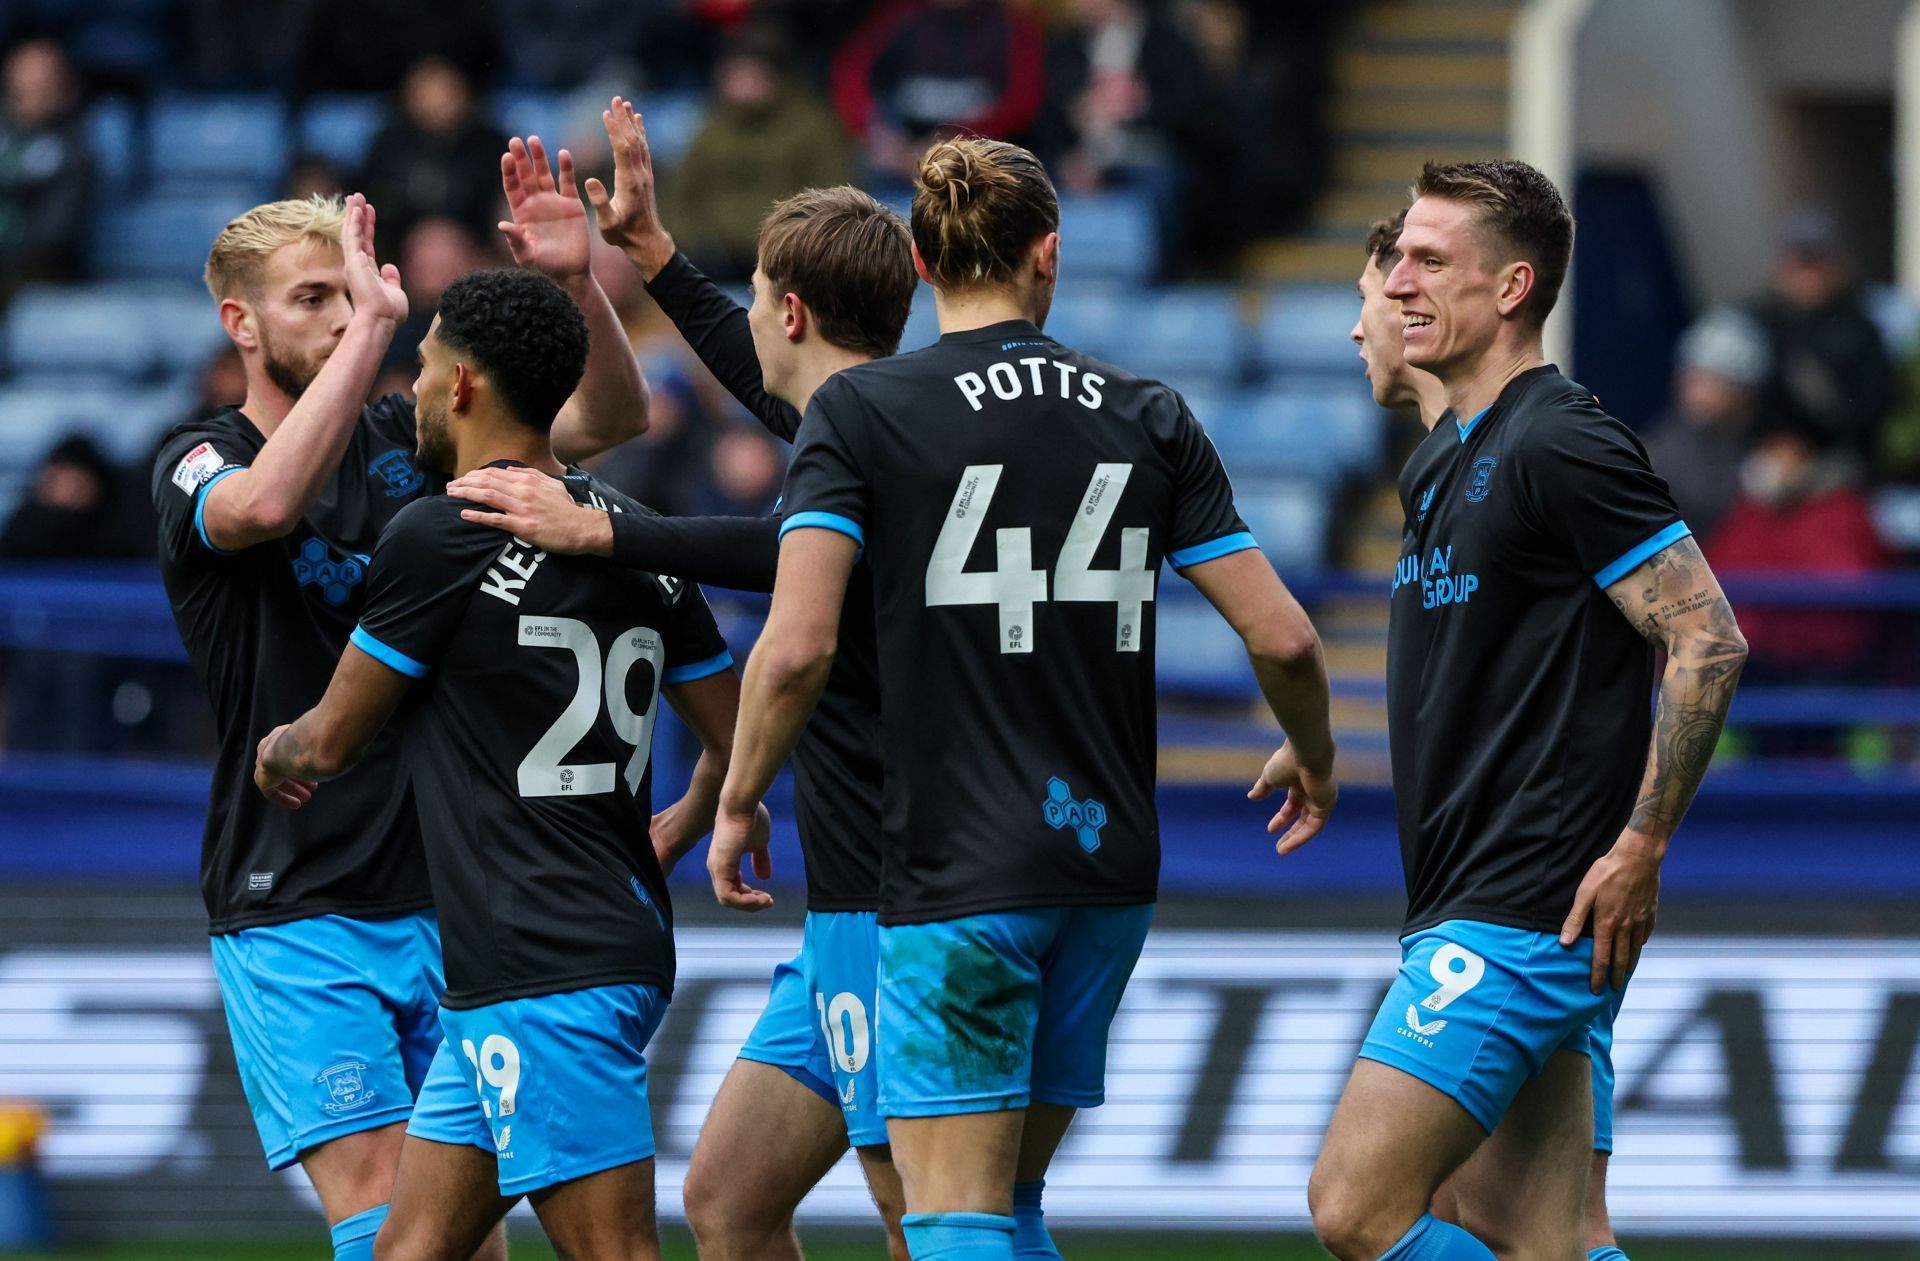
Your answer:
[1465,456,1499,504]
[169,442,230,496]
[316,1061,376,1114]
[369,449,425,498]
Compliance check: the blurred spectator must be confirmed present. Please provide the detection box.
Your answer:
[1646,308,1771,539]
[693,424,785,516]
[0,39,92,298]
[357,57,509,243]
[386,217,491,373]
[490,0,672,89]
[291,0,498,97]
[1,436,141,559]
[1707,416,1891,681]
[1750,207,1895,471]
[832,0,1047,183]
[586,365,714,517]
[664,28,857,282]
[285,154,346,201]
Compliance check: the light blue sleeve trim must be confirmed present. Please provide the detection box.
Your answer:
[349,625,430,678]
[663,649,735,685]
[779,510,865,547]
[1169,530,1259,570]
[1593,521,1692,588]
[193,466,244,554]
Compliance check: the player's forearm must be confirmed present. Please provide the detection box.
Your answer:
[718,636,834,816]
[664,747,729,862]
[610,513,778,593]
[213,313,395,544]
[1248,635,1337,774]
[1625,619,1748,849]
[552,274,649,462]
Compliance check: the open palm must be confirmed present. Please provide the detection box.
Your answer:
[499,134,590,282]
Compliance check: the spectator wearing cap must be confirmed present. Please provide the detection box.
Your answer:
[1645,308,1772,538]
[1751,207,1895,470]
[0,38,92,298]
[664,28,857,283]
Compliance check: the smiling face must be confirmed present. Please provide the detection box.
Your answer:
[1383,196,1518,380]
[1351,259,1422,409]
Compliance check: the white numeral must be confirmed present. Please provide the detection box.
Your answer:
[461,1033,523,1118]
[1055,463,1153,652]
[1420,944,1486,1013]
[815,990,871,1073]
[517,619,666,799]
[924,464,1154,654]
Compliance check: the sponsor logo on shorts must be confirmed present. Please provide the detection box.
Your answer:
[841,1078,858,1109]
[316,1061,376,1114]
[1398,1004,1448,1046]
[497,1125,512,1154]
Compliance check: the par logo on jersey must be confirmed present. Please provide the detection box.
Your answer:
[1465,456,1499,504]
[316,1061,376,1114]
[169,442,230,496]
[369,449,425,498]
[1043,776,1109,854]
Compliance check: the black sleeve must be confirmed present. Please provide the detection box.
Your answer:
[609,512,779,594]
[659,580,735,687]
[1162,390,1256,571]
[351,502,491,680]
[1514,401,1690,589]
[778,377,872,550]
[644,252,803,441]
[150,426,252,564]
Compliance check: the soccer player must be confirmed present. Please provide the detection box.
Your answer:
[1307,161,1748,1261]
[152,136,646,1261]
[707,135,1339,1261]
[446,98,915,1260]
[254,266,742,1261]
[1354,211,1638,1261]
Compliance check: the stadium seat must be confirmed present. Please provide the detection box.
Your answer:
[1154,592,1255,695]
[636,92,703,169]
[88,191,260,282]
[298,94,386,172]
[1255,285,1368,377]
[1205,386,1383,478]
[1233,475,1331,575]
[83,97,141,197]
[1058,193,1157,283]
[147,94,289,187]
[4,286,163,378]
[491,90,590,150]
[1044,286,1242,388]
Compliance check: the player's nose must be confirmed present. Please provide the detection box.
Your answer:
[1350,316,1364,347]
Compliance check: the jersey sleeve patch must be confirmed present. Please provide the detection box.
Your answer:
[192,466,244,555]
[662,649,734,685]
[171,441,233,495]
[350,625,431,678]
[1168,530,1259,570]
[1593,520,1692,588]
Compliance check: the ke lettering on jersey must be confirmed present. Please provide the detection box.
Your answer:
[169,442,233,496]
[953,357,1106,413]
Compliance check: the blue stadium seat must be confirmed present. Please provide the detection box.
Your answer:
[84,97,141,197]
[492,90,581,149]
[1045,286,1241,389]
[3,286,164,378]
[1256,285,1367,377]
[637,92,704,169]
[1154,592,1254,694]
[1233,475,1330,575]
[147,94,289,186]
[1205,386,1383,478]
[299,94,386,172]
[1058,193,1157,283]
[88,191,259,282]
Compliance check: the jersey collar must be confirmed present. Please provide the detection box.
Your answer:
[1455,405,1492,443]
[937,318,1049,347]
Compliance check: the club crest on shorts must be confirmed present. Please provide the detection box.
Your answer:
[316,1060,376,1114]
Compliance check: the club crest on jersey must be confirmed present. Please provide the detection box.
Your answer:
[1465,456,1498,504]
[1043,776,1108,854]
[316,1061,376,1114]
[293,538,370,606]
[369,449,425,498]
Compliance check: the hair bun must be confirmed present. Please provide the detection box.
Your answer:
[918,142,976,215]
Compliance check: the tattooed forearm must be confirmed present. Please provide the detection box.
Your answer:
[1606,538,1749,842]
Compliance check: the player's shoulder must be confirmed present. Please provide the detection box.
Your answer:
[152,408,254,498]
[1502,367,1639,457]
[565,470,659,521]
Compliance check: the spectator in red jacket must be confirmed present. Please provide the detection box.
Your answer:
[1707,415,1890,681]
[831,0,1046,183]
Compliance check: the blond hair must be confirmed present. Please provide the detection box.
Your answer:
[203,196,347,300]
[911,137,1058,290]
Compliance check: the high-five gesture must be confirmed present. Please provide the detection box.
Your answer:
[342,192,407,325]
[584,95,675,279]
[498,135,591,283]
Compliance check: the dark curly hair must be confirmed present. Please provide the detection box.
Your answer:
[433,268,589,431]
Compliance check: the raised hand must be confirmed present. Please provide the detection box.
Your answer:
[499,135,591,283]
[584,95,675,278]
[449,465,612,555]
[341,193,407,325]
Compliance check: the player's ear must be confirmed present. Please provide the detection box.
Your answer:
[783,291,807,344]
[219,297,257,350]
[910,240,933,286]
[450,361,476,412]
[1496,260,1535,321]
[1034,232,1060,285]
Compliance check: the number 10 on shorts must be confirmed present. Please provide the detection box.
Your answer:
[815,991,871,1074]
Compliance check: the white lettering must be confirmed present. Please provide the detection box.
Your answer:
[955,372,988,411]
[1078,373,1106,409]
[987,362,1021,400]
[1020,356,1048,394]
[1055,361,1079,398]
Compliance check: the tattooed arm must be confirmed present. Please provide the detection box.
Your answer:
[1559,536,1749,992]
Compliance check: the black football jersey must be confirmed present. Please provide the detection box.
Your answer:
[642,252,883,911]
[152,397,436,933]
[779,319,1252,925]
[353,467,732,1008]
[1388,366,1688,936]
